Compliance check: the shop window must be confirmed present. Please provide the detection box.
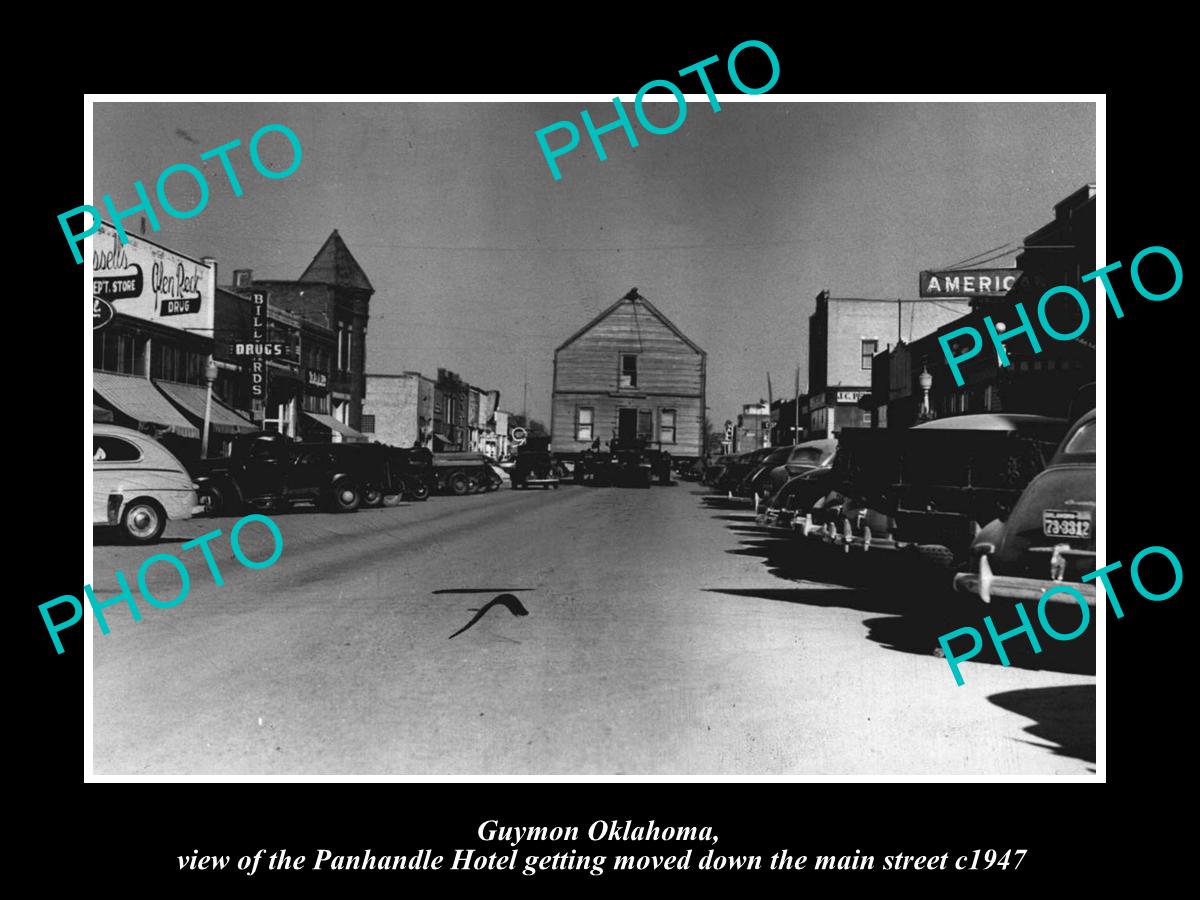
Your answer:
[576,407,594,441]
[861,339,879,370]
[620,354,638,388]
[660,409,676,444]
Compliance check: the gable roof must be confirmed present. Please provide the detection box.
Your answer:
[298,230,374,293]
[555,288,705,356]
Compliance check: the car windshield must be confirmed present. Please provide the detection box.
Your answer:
[1063,420,1096,455]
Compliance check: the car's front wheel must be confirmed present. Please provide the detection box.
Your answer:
[361,486,384,507]
[121,499,166,544]
[448,472,470,496]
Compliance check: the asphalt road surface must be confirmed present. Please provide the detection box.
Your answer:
[91,482,1096,775]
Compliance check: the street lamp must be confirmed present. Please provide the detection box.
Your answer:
[201,356,218,459]
[918,366,933,418]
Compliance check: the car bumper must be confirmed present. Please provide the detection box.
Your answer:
[953,554,1096,605]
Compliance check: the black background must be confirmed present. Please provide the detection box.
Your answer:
[20,22,1187,888]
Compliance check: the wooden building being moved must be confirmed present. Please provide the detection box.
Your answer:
[552,288,706,463]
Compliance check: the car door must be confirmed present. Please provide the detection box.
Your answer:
[240,440,288,498]
[287,447,332,499]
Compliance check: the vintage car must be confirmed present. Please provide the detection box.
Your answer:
[738,445,797,498]
[511,435,560,489]
[702,454,733,487]
[954,408,1097,606]
[756,467,838,533]
[93,423,203,543]
[712,448,772,494]
[818,414,1069,567]
[194,432,367,515]
[761,439,839,497]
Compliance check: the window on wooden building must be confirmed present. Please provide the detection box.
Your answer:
[637,409,653,440]
[620,354,638,388]
[660,409,676,444]
[576,406,593,441]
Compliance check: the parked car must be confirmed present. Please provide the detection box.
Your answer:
[762,439,838,497]
[573,436,658,488]
[194,431,366,515]
[817,414,1069,567]
[756,467,838,533]
[382,445,433,501]
[712,448,771,494]
[954,408,1097,606]
[738,445,797,498]
[703,454,733,487]
[93,423,202,543]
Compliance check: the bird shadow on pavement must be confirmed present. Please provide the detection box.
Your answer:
[986,684,1096,767]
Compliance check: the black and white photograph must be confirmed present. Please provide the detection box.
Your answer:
[81,94,1101,778]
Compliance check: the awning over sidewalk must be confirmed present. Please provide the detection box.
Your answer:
[93,370,200,439]
[303,411,365,440]
[154,380,257,434]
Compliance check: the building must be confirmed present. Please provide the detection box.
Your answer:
[734,402,771,452]
[805,291,971,438]
[231,229,373,435]
[868,185,1097,429]
[92,223,256,465]
[361,372,436,448]
[551,288,706,461]
[212,287,346,442]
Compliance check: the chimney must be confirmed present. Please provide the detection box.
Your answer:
[201,256,217,284]
[233,269,253,289]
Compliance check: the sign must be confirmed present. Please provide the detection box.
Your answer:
[91,223,214,333]
[511,426,528,443]
[250,291,267,400]
[919,268,1020,298]
[306,369,329,389]
[232,342,287,357]
[92,296,114,331]
[835,390,868,404]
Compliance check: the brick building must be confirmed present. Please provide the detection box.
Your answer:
[231,230,373,435]
[805,291,971,438]
[361,372,436,448]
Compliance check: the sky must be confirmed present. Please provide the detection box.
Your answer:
[92,100,1095,427]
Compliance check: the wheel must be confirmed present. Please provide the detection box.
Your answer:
[448,472,470,496]
[407,481,430,501]
[121,499,166,544]
[197,483,229,516]
[327,478,361,513]
[361,486,384,507]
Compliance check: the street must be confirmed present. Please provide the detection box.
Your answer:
[92,484,1095,776]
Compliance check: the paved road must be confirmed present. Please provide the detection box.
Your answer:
[92,483,1095,775]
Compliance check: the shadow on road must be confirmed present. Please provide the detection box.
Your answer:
[701,496,1096,679]
[987,684,1096,767]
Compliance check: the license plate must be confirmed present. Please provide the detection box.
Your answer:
[1043,509,1092,539]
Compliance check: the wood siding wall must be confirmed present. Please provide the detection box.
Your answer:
[552,299,705,458]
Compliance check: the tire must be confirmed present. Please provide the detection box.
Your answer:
[448,472,470,496]
[197,483,228,517]
[121,499,166,544]
[327,478,361,513]
[361,486,384,508]
[407,481,430,501]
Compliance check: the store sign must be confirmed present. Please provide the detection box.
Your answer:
[919,268,1020,298]
[250,291,267,399]
[232,342,287,357]
[307,370,328,389]
[835,390,868,404]
[92,296,114,331]
[91,223,214,333]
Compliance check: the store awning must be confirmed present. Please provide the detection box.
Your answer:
[93,370,200,439]
[154,380,258,434]
[303,411,365,439]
